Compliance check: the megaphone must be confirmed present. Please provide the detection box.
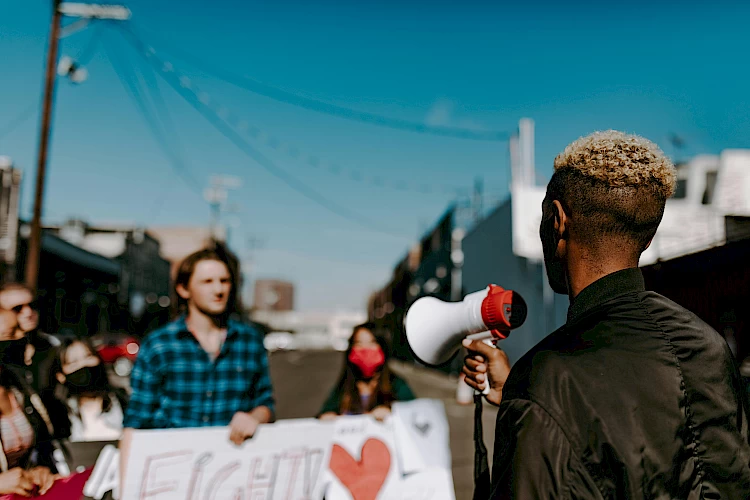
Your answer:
[405,285,527,367]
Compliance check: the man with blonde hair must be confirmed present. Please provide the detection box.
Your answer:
[463,131,750,498]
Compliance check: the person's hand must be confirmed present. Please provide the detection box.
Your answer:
[318,412,338,421]
[28,467,57,495]
[228,412,260,445]
[462,338,511,406]
[370,405,391,422]
[0,467,35,497]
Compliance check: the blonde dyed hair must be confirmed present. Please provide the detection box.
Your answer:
[554,130,676,199]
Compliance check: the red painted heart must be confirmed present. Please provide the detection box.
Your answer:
[329,438,391,500]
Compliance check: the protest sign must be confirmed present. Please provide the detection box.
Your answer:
[121,418,334,500]
[323,400,454,500]
[78,399,454,500]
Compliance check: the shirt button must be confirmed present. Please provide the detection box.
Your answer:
[236,366,242,372]
[25,407,33,415]
[206,391,213,398]
[203,416,210,423]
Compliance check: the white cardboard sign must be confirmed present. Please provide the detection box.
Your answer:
[92,400,454,500]
[121,418,333,500]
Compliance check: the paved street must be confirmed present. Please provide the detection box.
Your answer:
[268,350,499,500]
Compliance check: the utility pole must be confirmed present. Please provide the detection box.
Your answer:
[25,2,130,291]
[472,176,484,223]
[203,175,242,243]
[26,0,62,291]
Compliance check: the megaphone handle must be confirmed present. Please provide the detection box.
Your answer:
[469,337,497,396]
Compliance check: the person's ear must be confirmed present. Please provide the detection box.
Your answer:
[56,373,65,384]
[176,283,190,300]
[551,200,569,240]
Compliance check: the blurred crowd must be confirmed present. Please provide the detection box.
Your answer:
[0,246,417,496]
[0,282,128,495]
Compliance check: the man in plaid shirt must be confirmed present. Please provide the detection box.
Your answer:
[122,247,274,449]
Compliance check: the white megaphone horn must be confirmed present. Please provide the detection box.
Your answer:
[405,285,527,367]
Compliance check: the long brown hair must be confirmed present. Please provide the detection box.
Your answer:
[172,246,239,319]
[335,323,396,415]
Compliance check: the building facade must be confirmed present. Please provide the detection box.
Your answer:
[15,231,121,337]
[43,220,172,335]
[368,207,460,366]
[0,158,22,281]
[253,279,295,312]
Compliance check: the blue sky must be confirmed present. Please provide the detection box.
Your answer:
[1,0,749,310]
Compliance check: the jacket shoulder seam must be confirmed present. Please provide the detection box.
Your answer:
[513,396,606,499]
[637,295,706,484]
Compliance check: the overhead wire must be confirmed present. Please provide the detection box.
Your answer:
[128,47,194,219]
[126,22,510,142]
[102,32,204,200]
[1,25,100,149]
[0,104,37,145]
[117,24,410,240]
[115,26,468,197]
[76,21,104,66]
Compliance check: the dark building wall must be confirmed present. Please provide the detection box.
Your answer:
[118,232,172,335]
[368,208,456,367]
[641,237,750,361]
[15,235,121,338]
[462,200,568,364]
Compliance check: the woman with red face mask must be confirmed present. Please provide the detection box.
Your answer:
[318,323,415,421]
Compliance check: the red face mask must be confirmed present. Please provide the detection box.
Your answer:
[348,346,385,379]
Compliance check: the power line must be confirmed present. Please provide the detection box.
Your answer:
[129,45,194,219]
[0,104,37,145]
[76,22,103,65]
[112,26,467,197]
[127,23,510,142]
[118,25,410,240]
[102,34,203,198]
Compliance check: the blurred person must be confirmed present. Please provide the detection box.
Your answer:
[0,310,63,496]
[462,131,750,498]
[122,247,274,451]
[318,323,414,421]
[55,338,128,442]
[0,283,70,439]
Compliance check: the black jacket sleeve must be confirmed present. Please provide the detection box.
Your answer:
[491,399,603,499]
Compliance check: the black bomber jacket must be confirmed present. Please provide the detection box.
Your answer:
[491,268,750,499]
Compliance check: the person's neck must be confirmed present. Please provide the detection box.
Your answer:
[185,307,225,337]
[78,394,104,407]
[357,379,377,395]
[566,245,639,299]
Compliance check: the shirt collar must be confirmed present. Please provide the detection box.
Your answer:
[175,316,240,340]
[567,267,645,324]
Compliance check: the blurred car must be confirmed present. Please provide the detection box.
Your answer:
[263,331,294,352]
[91,333,140,377]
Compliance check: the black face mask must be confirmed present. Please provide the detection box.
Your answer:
[65,365,109,395]
[540,210,569,295]
[0,338,28,367]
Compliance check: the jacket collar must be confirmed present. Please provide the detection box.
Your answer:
[567,267,645,324]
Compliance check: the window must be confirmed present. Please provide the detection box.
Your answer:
[672,179,687,199]
[702,171,718,205]
[63,299,79,320]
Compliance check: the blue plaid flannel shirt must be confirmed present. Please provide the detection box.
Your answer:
[123,317,275,429]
